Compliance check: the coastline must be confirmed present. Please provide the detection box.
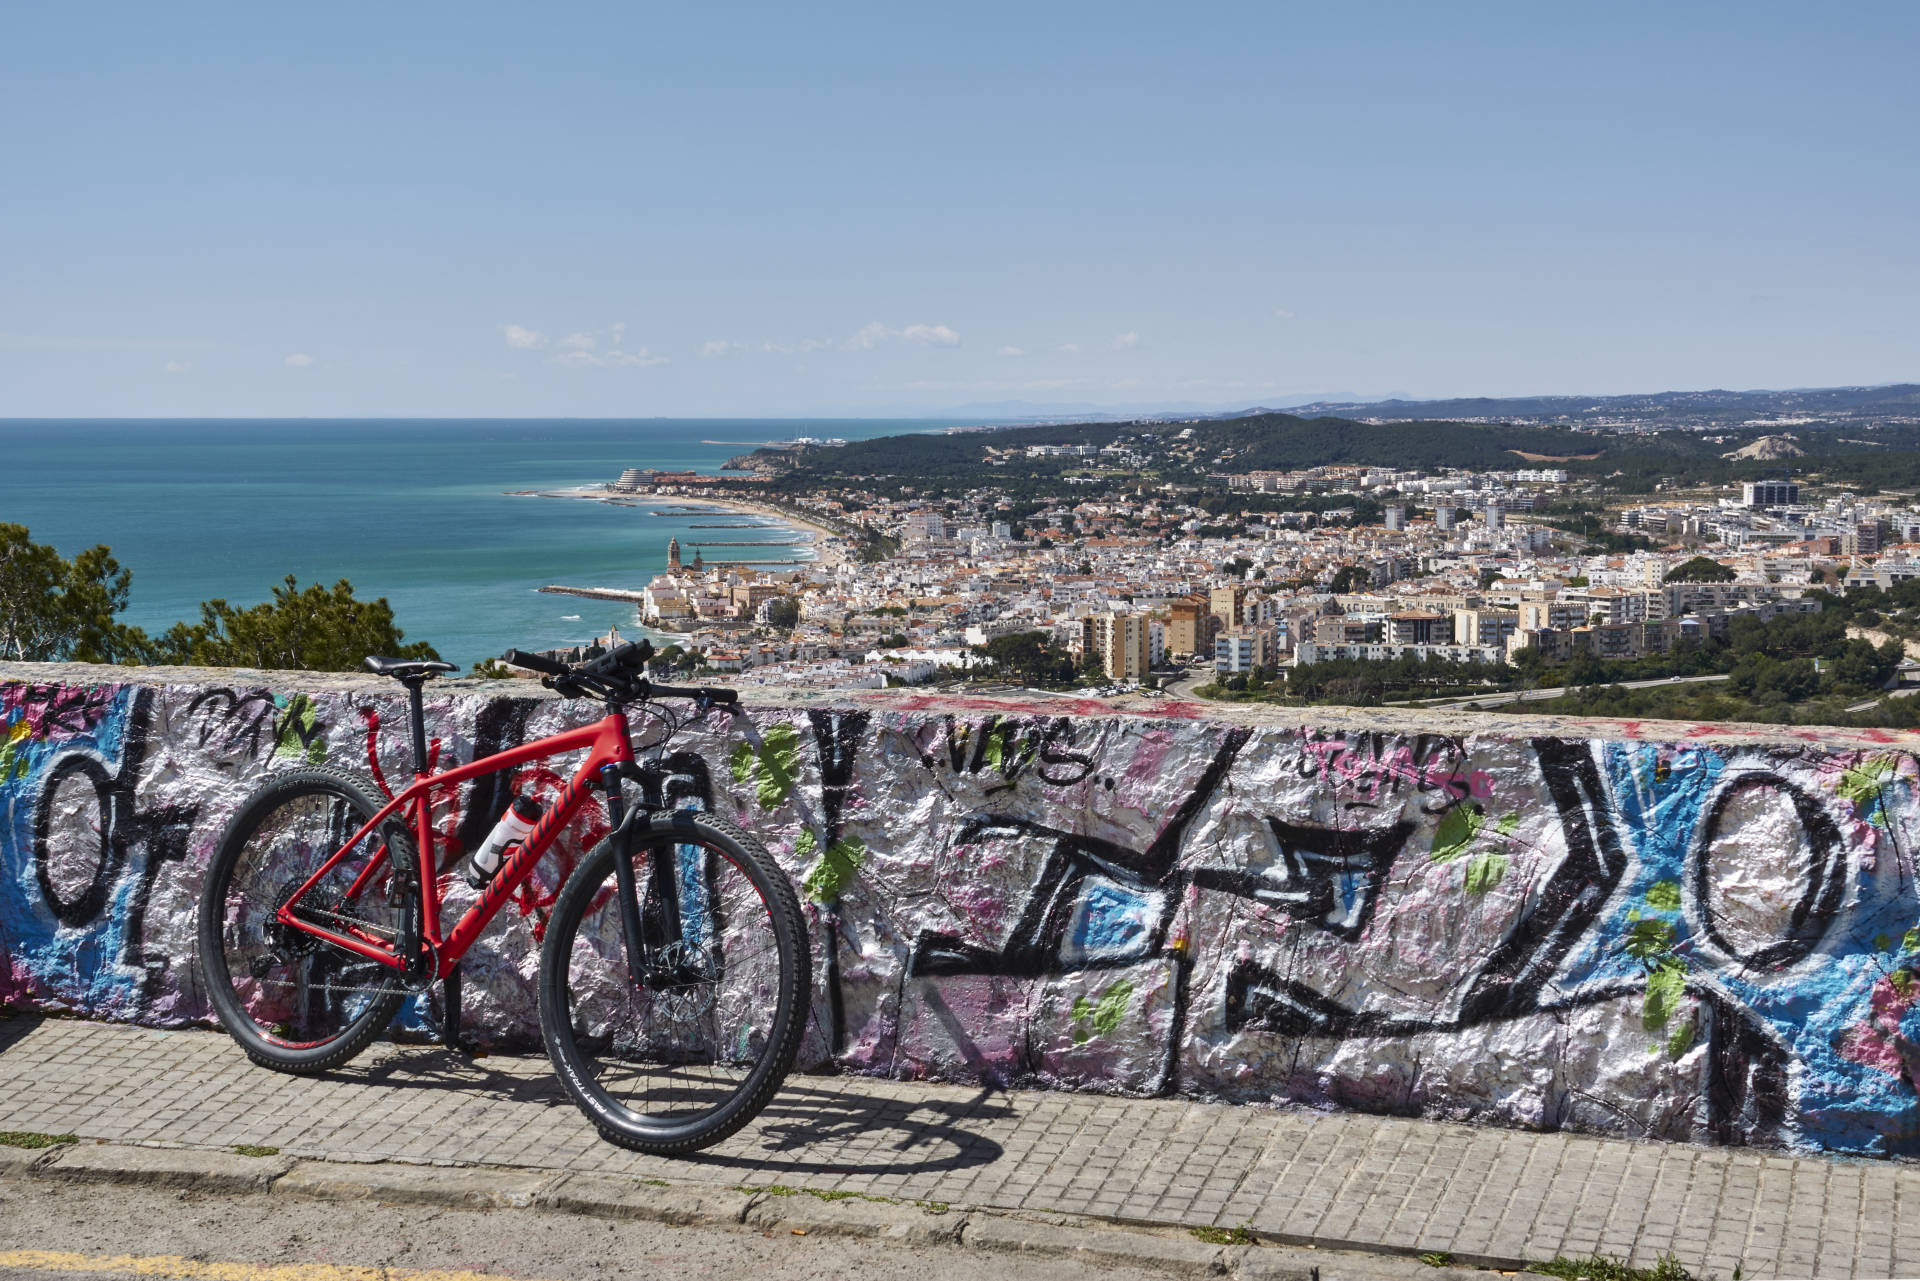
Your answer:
[510,486,845,570]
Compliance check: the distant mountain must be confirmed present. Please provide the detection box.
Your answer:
[1279,384,1920,428]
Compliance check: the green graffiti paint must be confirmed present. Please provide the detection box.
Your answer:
[729,722,802,811]
[1070,978,1135,1044]
[1644,879,1682,911]
[1643,961,1685,1032]
[1430,804,1483,863]
[1464,850,1509,894]
[272,694,326,764]
[799,833,866,905]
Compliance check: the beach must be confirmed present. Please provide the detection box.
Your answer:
[511,486,846,570]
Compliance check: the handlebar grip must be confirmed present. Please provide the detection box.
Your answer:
[504,648,570,676]
[580,638,654,679]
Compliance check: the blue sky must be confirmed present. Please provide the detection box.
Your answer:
[3,2,1915,418]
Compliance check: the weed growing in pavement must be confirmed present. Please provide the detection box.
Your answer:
[232,1145,280,1158]
[0,1131,77,1149]
[1532,1253,1693,1281]
[741,1183,905,1206]
[642,1179,669,1187]
[1419,1253,1455,1267]
[1190,1226,1256,1246]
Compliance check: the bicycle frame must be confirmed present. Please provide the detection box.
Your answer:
[273,711,637,979]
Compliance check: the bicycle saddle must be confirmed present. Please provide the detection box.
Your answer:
[363,656,459,680]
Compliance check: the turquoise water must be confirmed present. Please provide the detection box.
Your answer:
[0,419,947,668]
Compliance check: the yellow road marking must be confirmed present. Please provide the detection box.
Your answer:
[0,1251,558,1281]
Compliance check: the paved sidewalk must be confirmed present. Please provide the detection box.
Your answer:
[0,1015,1911,1279]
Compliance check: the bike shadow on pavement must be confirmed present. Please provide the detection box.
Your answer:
[0,1012,47,1057]
[678,1081,1012,1177]
[357,1045,577,1107]
[357,1044,1012,1177]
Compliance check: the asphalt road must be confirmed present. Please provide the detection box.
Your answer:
[0,1177,1185,1281]
[1397,672,1733,711]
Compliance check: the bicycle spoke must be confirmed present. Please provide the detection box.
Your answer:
[208,780,405,1052]
[557,834,792,1131]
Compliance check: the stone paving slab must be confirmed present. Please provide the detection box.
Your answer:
[0,1014,1913,1278]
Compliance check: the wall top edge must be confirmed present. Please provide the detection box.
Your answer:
[1,659,1913,753]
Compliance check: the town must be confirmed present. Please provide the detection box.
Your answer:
[576,422,1920,725]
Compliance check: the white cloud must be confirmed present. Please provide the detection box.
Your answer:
[902,323,961,347]
[610,322,626,347]
[284,353,314,367]
[1058,343,1081,355]
[840,321,961,351]
[163,360,190,373]
[842,322,894,351]
[551,348,669,369]
[1111,332,1140,351]
[1273,308,1295,320]
[503,324,546,350]
[763,338,832,355]
[701,339,741,358]
[560,332,596,351]
[996,345,1025,358]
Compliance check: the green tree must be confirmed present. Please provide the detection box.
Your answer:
[1664,555,1736,583]
[1327,565,1368,594]
[155,575,440,672]
[763,596,802,629]
[974,630,1075,685]
[0,524,152,663]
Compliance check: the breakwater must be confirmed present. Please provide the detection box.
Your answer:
[6,661,1920,1156]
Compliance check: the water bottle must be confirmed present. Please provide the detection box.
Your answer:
[464,795,543,889]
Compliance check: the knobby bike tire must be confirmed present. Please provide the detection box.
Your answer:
[538,812,811,1154]
[197,765,409,1074]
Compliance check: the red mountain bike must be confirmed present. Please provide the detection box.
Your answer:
[196,640,810,1155]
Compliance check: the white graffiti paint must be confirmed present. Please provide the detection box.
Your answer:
[5,672,1920,1156]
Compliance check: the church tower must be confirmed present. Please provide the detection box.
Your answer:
[667,537,682,571]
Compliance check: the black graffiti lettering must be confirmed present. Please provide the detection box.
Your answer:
[1453,739,1629,1026]
[1193,819,1415,942]
[805,709,873,1055]
[1034,718,1095,787]
[16,684,116,739]
[908,726,1252,981]
[28,689,201,997]
[453,698,538,856]
[1689,773,1845,971]
[185,689,278,758]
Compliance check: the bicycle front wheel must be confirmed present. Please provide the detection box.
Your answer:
[539,814,810,1154]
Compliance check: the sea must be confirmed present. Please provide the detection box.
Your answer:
[0,419,957,669]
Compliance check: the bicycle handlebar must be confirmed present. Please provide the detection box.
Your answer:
[501,648,569,676]
[502,640,739,706]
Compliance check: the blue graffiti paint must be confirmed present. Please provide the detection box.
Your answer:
[669,791,713,952]
[0,685,149,1017]
[1553,742,1920,1154]
[1069,880,1154,960]
[1558,743,1721,991]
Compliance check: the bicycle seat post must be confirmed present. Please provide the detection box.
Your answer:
[401,676,430,777]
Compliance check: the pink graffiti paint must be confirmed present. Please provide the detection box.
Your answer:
[0,682,120,741]
[1298,732,1493,803]
[1837,971,1920,1080]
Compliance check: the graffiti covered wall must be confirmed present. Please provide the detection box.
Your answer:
[7,662,1920,1157]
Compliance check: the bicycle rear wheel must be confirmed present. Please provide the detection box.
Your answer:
[539,813,810,1154]
[197,766,409,1073]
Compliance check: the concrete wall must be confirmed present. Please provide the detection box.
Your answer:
[6,662,1920,1157]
